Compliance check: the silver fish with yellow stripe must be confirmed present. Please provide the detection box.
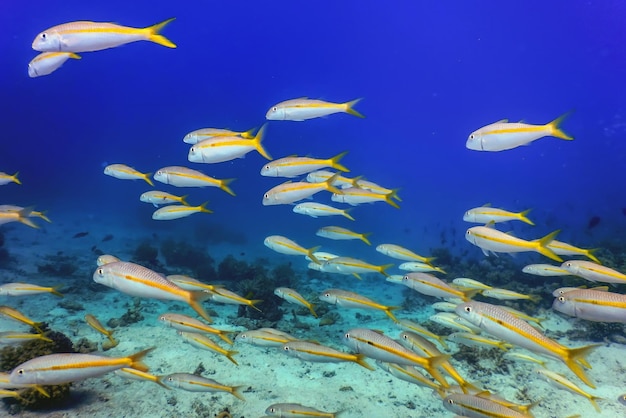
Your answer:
[152,202,212,220]
[561,260,626,284]
[552,288,626,323]
[260,151,349,178]
[160,373,244,400]
[265,403,340,417]
[188,124,270,163]
[282,340,374,370]
[263,174,342,205]
[28,52,80,77]
[274,287,317,317]
[266,97,364,121]
[104,164,153,186]
[376,243,435,263]
[183,126,256,144]
[319,288,399,322]
[153,166,235,196]
[316,226,371,245]
[465,225,562,262]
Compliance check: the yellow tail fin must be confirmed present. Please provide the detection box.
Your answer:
[128,347,155,373]
[343,98,365,118]
[536,230,562,262]
[548,112,574,140]
[360,232,372,246]
[142,172,154,187]
[565,343,601,388]
[329,151,350,172]
[220,178,237,196]
[342,208,355,221]
[307,246,322,264]
[253,123,272,160]
[518,208,534,225]
[11,172,21,185]
[146,17,177,48]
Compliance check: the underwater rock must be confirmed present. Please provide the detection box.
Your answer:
[161,239,216,281]
[37,253,78,277]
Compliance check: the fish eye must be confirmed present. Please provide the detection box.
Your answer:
[565,262,571,267]
[283,346,289,351]
[464,306,472,313]
[269,408,277,413]
[41,33,47,40]
[190,147,195,153]
[263,193,269,199]
[469,134,475,140]
[401,334,408,340]
[558,296,565,302]
[272,107,277,112]
[402,275,408,281]
[97,268,104,275]
[167,377,174,382]
[447,399,454,404]
[17,369,24,375]
[344,333,350,338]
[264,165,270,170]
[324,293,330,297]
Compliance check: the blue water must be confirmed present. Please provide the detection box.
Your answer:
[1,1,626,416]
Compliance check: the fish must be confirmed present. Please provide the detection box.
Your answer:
[152,202,212,220]
[455,301,600,388]
[282,340,374,370]
[463,206,534,225]
[266,97,364,121]
[206,287,263,312]
[28,51,80,77]
[322,256,393,278]
[342,328,450,387]
[401,273,475,302]
[0,172,20,186]
[446,332,512,351]
[0,371,49,397]
[465,225,562,262]
[114,368,168,389]
[504,351,547,368]
[443,392,532,417]
[183,126,256,144]
[159,373,244,400]
[306,169,361,187]
[319,288,399,322]
[104,164,153,186]
[466,112,573,151]
[92,261,213,323]
[535,369,602,413]
[260,151,349,178]
[265,403,340,417]
[431,301,458,312]
[0,306,43,332]
[429,312,482,334]
[140,191,189,207]
[97,254,120,266]
[353,179,401,201]
[274,287,317,317]
[398,261,446,274]
[188,124,270,163]
[101,234,114,242]
[177,331,238,365]
[0,205,50,223]
[158,313,233,344]
[0,282,62,298]
[376,361,440,390]
[234,328,299,347]
[451,277,493,291]
[0,207,38,229]
[9,348,153,385]
[165,275,221,292]
[547,240,601,264]
[395,318,449,350]
[561,260,626,284]
[481,288,540,303]
[32,18,176,52]
[84,314,117,347]
[264,235,321,264]
[0,332,53,345]
[587,216,601,229]
[73,231,89,238]
[293,202,355,221]
[522,263,570,276]
[552,288,626,323]
[262,174,342,205]
[153,166,235,195]
[316,226,371,245]
[376,243,435,263]
[331,187,400,209]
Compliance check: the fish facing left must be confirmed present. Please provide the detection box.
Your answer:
[28,52,80,77]
[32,18,177,53]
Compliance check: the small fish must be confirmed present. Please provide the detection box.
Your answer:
[152,202,212,220]
[0,205,50,223]
[158,313,233,344]
[101,234,114,242]
[0,283,62,298]
[260,151,349,178]
[28,51,80,77]
[332,187,399,209]
[0,332,53,345]
[293,202,355,221]
[0,306,43,332]
[188,124,270,163]
[183,126,256,144]
[234,328,299,347]
[522,264,570,277]
[443,393,531,417]
[206,287,263,312]
[465,225,562,262]
[140,190,189,207]
[399,261,446,274]
[282,340,374,370]
[306,169,361,188]
[547,240,601,264]
[264,235,320,264]
[153,166,235,195]
[262,174,342,205]
[481,288,540,303]
[376,361,440,390]
[165,275,221,292]
[561,260,626,284]
[104,164,153,186]
[504,351,547,368]
[0,172,20,186]
[177,331,238,365]
[401,273,474,302]
[32,18,176,52]
[535,368,602,413]
[0,207,38,229]
[463,205,534,225]
[322,256,393,278]
[353,179,401,201]
[376,243,435,263]
[429,312,481,334]
[85,314,117,346]
[159,373,244,400]
[395,318,449,350]
[446,332,512,351]
[265,403,340,418]
[319,288,399,322]
[266,97,364,121]
[316,226,371,245]
[73,231,89,238]
[466,113,573,151]
[97,254,120,266]
[451,277,493,291]
[9,348,153,385]
[274,287,317,317]
[114,367,168,389]
[587,216,601,229]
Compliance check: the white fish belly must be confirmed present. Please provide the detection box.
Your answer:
[471,235,532,254]
[59,32,146,52]
[30,54,69,76]
[110,275,187,302]
[484,131,545,151]
[195,145,253,163]
[271,187,322,204]
[285,107,340,121]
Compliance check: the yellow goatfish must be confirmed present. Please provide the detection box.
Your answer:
[140,190,189,207]
[293,202,355,221]
[114,367,168,389]
[9,348,153,385]
[32,18,176,52]
[160,373,245,400]
[234,328,299,347]
[177,331,238,365]
[0,282,62,298]
[165,275,222,293]
[306,169,361,188]
[0,172,20,186]
[548,240,601,264]
[316,226,371,245]
[266,97,364,121]
[401,272,475,302]
[264,235,321,264]
[0,306,43,332]
[28,52,80,77]
[282,340,375,370]
[260,151,349,178]
[92,261,213,323]
[332,187,400,209]
[152,202,212,220]
[266,403,341,418]
[0,332,52,345]
[322,256,393,278]
[463,205,534,225]
[443,392,533,417]
[465,225,562,262]
[561,260,626,284]
[104,164,153,186]
[481,288,541,303]
[395,318,449,350]
[153,166,236,195]
[274,287,317,317]
[376,243,435,263]
[84,314,117,347]
[522,263,570,276]
[354,179,401,201]
[319,288,399,322]
[183,126,256,144]
[535,369,603,413]
[206,287,263,312]
[158,312,233,344]
[188,124,271,163]
[0,207,38,229]
[262,174,342,205]
[0,205,51,223]
[466,112,573,152]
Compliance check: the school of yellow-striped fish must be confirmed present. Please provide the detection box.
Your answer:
[2,11,626,418]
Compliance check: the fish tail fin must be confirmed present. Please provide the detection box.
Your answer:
[360,232,372,246]
[188,292,214,323]
[241,126,256,139]
[352,273,363,280]
[343,98,365,118]
[128,347,155,373]
[462,289,480,302]
[519,208,534,225]
[529,293,542,303]
[37,210,52,223]
[426,354,451,388]
[226,350,239,365]
[329,151,350,172]
[142,173,154,186]
[324,173,343,195]
[384,305,400,322]
[536,230,562,262]
[51,286,64,298]
[565,343,601,388]
[589,395,603,413]
[307,246,322,264]
[218,333,234,345]
[11,172,21,185]
[179,195,190,206]
[308,304,318,318]
[379,263,395,278]
[36,333,53,343]
[385,190,401,209]
[220,178,237,196]
[434,335,449,351]
[389,188,402,202]
[585,248,602,264]
[231,385,246,401]
[248,299,263,312]
[548,111,574,140]
[18,207,39,229]
[342,208,355,221]
[146,17,177,48]
[198,201,213,214]
[32,385,50,398]
[253,123,272,160]
[355,353,376,371]
[69,53,81,60]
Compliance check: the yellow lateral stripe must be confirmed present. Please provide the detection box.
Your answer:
[41,358,128,372]
[472,232,532,248]
[573,297,626,309]
[115,271,187,299]
[351,336,427,367]
[341,296,385,310]
[198,139,254,147]
[486,126,546,135]
[59,27,141,36]
[582,266,625,279]
[296,347,355,361]
[452,400,512,417]
[276,241,306,253]
[417,279,463,297]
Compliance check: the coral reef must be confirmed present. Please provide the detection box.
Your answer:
[132,241,160,269]
[36,253,79,277]
[107,299,144,328]
[161,239,216,281]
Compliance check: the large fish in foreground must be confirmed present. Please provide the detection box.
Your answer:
[465,225,562,262]
[32,18,176,52]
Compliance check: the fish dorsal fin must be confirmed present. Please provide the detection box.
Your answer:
[475,390,494,399]
[372,329,385,335]
[484,220,496,228]
[482,202,492,207]
[492,119,508,124]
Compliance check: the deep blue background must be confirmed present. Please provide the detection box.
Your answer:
[1,1,625,257]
